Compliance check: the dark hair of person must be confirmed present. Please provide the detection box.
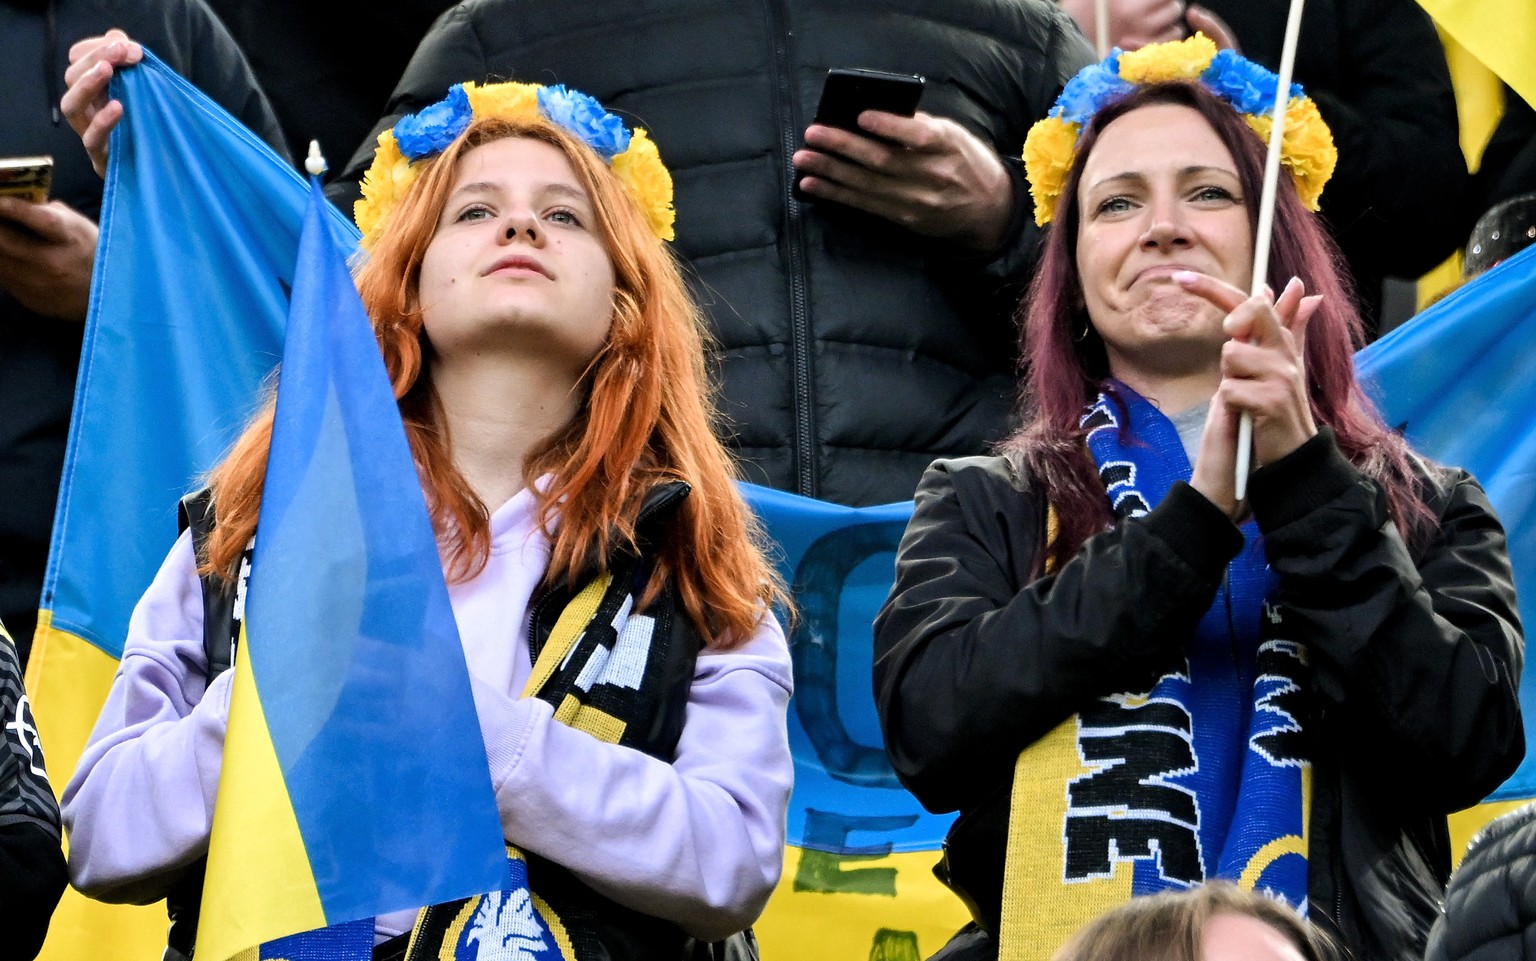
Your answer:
[1001,80,1434,572]
[1049,881,1340,961]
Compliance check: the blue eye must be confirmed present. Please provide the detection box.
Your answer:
[1097,196,1133,215]
[455,204,494,223]
[1193,186,1237,203]
[547,208,581,227]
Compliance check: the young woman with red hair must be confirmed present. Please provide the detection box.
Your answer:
[873,36,1523,961]
[60,43,793,961]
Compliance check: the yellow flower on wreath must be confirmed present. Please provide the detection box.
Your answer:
[1117,33,1218,84]
[1244,97,1337,212]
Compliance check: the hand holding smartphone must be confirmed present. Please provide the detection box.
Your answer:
[813,68,925,133]
[0,155,54,204]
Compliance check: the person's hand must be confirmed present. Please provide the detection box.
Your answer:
[0,196,99,322]
[792,111,1014,253]
[1179,273,1321,517]
[1184,5,1241,52]
[61,28,144,178]
[1059,0,1185,51]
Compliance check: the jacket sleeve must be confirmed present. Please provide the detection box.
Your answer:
[871,456,1243,814]
[0,626,67,959]
[326,5,492,211]
[60,532,233,904]
[466,613,793,942]
[1246,430,1525,813]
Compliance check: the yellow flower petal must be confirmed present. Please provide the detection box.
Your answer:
[1023,116,1079,226]
[1118,34,1218,85]
[612,127,676,241]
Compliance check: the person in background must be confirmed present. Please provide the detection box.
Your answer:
[0,0,289,669]
[201,0,455,179]
[1423,802,1536,961]
[1057,0,1470,339]
[319,0,1096,508]
[873,36,1524,961]
[0,618,67,961]
[1050,881,1340,961]
[61,38,795,959]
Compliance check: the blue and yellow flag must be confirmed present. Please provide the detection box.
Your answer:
[29,48,1534,961]
[1357,242,1536,843]
[194,177,507,960]
[26,50,358,961]
[1415,0,1536,109]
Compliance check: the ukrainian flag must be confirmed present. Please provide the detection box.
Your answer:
[1358,241,1536,848]
[29,48,1535,961]
[26,50,354,960]
[1415,0,1536,109]
[192,175,507,959]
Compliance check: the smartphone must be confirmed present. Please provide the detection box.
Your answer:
[813,67,925,132]
[0,155,53,203]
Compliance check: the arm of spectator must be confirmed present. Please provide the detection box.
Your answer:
[0,197,98,322]
[793,111,1015,253]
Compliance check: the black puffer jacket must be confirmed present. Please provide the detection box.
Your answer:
[872,429,1525,960]
[327,0,1094,506]
[0,0,289,664]
[1424,802,1536,961]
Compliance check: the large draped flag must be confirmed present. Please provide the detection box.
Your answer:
[27,50,1533,961]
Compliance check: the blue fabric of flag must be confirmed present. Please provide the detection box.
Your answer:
[1357,243,1536,799]
[240,177,506,923]
[42,49,360,660]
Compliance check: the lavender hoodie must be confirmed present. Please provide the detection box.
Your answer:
[62,485,794,942]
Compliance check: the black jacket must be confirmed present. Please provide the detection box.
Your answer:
[325,0,1095,507]
[0,0,289,663]
[872,430,1525,960]
[1424,802,1536,961]
[0,621,66,961]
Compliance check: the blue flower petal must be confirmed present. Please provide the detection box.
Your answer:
[1053,56,1134,124]
[394,84,473,160]
[537,85,631,159]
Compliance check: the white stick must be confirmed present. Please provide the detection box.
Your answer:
[1235,0,1306,502]
[1094,0,1110,56]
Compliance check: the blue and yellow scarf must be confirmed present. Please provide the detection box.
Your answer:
[998,384,1311,959]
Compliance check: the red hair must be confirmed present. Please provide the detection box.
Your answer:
[202,116,787,647]
[1004,82,1433,570]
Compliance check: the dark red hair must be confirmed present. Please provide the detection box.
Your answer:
[1003,81,1432,570]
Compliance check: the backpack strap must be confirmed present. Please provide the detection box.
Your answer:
[177,488,245,680]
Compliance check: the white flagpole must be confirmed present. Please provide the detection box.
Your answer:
[1094,0,1110,56]
[1235,0,1307,502]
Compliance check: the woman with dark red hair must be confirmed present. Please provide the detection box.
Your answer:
[873,36,1524,961]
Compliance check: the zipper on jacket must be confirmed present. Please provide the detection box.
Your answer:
[763,0,817,498]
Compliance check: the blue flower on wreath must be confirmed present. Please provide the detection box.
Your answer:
[394,84,473,160]
[537,85,631,159]
[1051,54,1132,124]
[1201,50,1302,115]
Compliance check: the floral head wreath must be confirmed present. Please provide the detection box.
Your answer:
[354,80,676,248]
[1021,33,1337,227]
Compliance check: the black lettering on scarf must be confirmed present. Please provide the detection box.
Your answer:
[1063,694,1203,885]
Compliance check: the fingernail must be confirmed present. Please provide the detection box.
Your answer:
[1172,270,1199,285]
